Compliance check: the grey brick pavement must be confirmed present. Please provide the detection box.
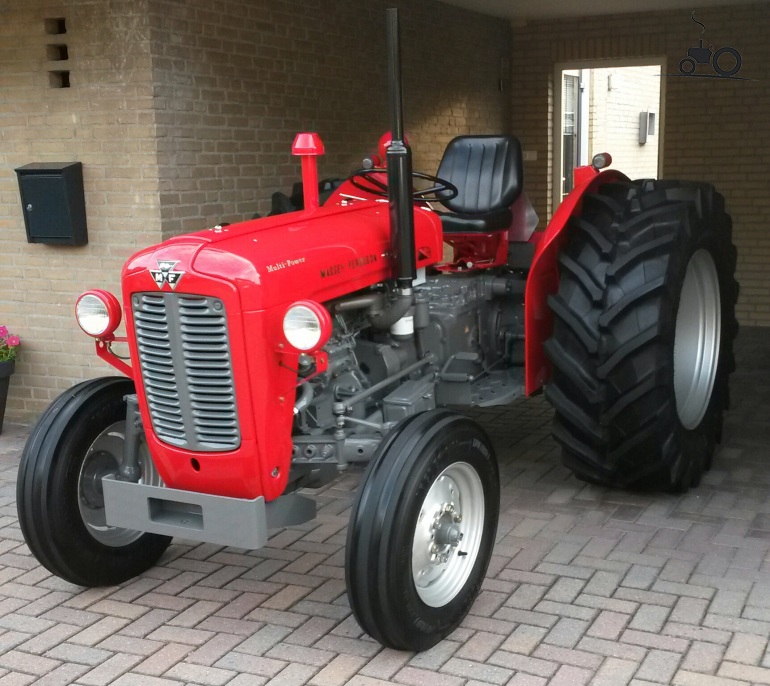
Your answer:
[0,327,768,685]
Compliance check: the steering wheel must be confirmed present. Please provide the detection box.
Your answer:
[349,168,458,202]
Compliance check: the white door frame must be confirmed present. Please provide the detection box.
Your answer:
[552,56,667,216]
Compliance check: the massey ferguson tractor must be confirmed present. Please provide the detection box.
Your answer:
[17,10,737,652]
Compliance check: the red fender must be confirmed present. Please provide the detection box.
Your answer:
[524,167,629,395]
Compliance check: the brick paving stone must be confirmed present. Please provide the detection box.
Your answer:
[163,663,237,686]
[506,675,547,686]
[621,628,689,652]
[268,663,319,686]
[487,651,558,678]
[575,637,647,662]
[0,674,35,686]
[614,588,679,607]
[196,615,263,636]
[214,592,267,619]
[359,649,411,680]
[108,675,185,686]
[213,652,287,678]
[682,641,726,674]
[718,661,770,683]
[0,613,53,634]
[462,614,517,637]
[574,594,638,615]
[493,607,558,628]
[533,644,603,670]
[587,610,630,640]
[77,653,145,686]
[45,643,113,667]
[635,649,682,683]
[535,599,596,621]
[0,650,61,676]
[134,643,194,676]
[669,596,709,624]
[662,621,732,645]
[543,617,590,648]
[310,654,369,686]
[117,609,176,638]
[500,625,547,655]
[506,583,548,610]
[31,663,90,686]
[16,623,80,654]
[443,657,513,685]
[314,634,382,658]
[672,670,750,686]
[146,625,215,646]
[710,590,748,616]
[265,642,337,667]
[724,633,767,665]
[236,625,293,656]
[96,635,165,657]
[547,664,593,686]
[455,631,506,662]
[395,666,465,686]
[628,604,671,633]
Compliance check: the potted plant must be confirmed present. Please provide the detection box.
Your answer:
[0,326,20,434]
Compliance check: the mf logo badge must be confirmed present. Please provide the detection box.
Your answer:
[150,260,184,290]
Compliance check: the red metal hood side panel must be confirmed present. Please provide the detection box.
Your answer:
[192,202,442,311]
[120,201,442,501]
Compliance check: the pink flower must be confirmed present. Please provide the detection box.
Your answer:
[6,336,19,347]
[0,326,7,339]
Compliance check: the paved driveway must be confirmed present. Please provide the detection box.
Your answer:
[0,328,768,686]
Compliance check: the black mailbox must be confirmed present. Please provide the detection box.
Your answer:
[15,162,88,246]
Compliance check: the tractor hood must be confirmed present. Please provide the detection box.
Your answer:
[122,201,442,312]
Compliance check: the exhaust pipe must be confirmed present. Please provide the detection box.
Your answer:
[385,8,416,291]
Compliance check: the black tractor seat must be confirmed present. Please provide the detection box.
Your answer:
[434,135,523,234]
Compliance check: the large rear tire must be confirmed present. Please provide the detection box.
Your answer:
[346,410,499,651]
[545,180,738,491]
[17,377,172,586]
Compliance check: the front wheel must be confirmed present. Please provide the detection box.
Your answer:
[17,377,171,586]
[346,410,499,651]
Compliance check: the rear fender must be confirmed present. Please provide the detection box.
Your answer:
[524,168,629,395]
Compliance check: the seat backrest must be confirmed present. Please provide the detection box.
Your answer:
[436,135,523,215]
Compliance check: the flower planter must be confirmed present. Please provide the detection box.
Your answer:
[0,360,15,434]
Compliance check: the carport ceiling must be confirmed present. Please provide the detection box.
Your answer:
[441,0,759,20]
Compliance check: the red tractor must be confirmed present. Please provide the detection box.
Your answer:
[17,10,737,652]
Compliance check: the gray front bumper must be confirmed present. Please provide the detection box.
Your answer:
[102,476,316,549]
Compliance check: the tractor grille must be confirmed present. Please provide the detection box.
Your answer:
[132,293,240,452]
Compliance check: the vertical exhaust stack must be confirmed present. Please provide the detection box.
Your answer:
[385,8,416,291]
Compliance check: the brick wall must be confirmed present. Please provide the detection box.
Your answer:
[510,2,770,325]
[0,0,163,420]
[0,0,509,422]
[147,0,510,237]
[588,66,661,180]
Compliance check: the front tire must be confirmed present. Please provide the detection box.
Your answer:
[545,180,738,491]
[17,377,171,586]
[346,410,499,651]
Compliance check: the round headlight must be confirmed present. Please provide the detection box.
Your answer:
[282,301,331,352]
[75,290,122,338]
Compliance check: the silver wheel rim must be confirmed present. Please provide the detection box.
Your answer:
[673,249,721,430]
[77,421,162,547]
[411,462,485,607]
